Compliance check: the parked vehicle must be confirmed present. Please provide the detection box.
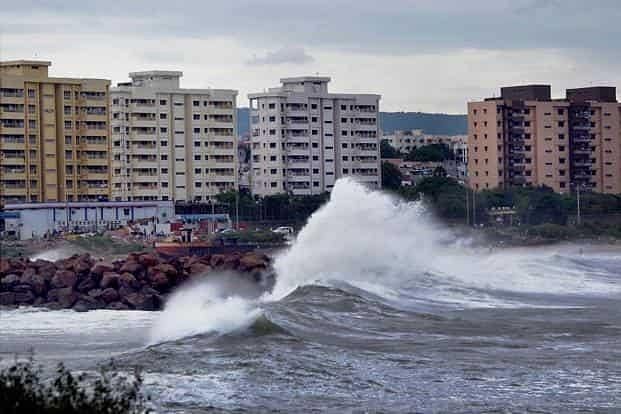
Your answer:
[271,226,294,235]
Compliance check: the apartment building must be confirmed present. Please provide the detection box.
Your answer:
[468,85,621,194]
[110,71,237,202]
[248,76,381,196]
[0,60,111,204]
[384,130,468,161]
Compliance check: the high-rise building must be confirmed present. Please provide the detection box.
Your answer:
[248,76,381,196]
[110,71,237,202]
[468,85,620,194]
[0,60,111,204]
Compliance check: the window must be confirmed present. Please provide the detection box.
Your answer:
[162,182,168,188]
[270,156,277,161]
[269,129,276,135]
[270,182,277,188]
[161,155,168,160]
[558,121,565,127]
[269,116,276,122]
[311,104,317,109]
[194,128,200,133]
[312,142,319,148]
[557,109,564,115]
[160,100,167,105]
[341,105,347,110]
[342,131,348,136]
[160,113,167,119]
[268,103,275,109]
[313,168,319,174]
[193,114,200,120]
[161,168,168,174]
[313,181,319,187]
[270,169,277,174]
[269,143,276,148]
[312,155,319,161]
[28,89,35,98]
[64,120,72,129]
[193,101,199,107]
[194,155,201,161]
[160,140,167,146]
[195,182,202,187]
[160,127,168,133]
[194,141,200,147]
[558,134,565,140]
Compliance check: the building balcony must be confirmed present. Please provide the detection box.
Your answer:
[208,121,234,129]
[1,171,26,180]
[1,156,26,164]
[0,187,27,196]
[209,107,235,116]
[80,157,109,166]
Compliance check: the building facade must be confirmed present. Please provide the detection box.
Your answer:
[249,76,381,196]
[0,60,111,205]
[468,85,621,194]
[110,71,237,202]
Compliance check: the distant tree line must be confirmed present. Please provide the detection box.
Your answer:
[380,140,454,163]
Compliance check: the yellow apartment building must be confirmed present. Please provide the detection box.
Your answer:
[0,60,111,204]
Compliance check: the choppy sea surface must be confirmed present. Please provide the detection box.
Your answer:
[2,179,620,413]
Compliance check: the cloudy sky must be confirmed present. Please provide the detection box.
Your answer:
[2,0,619,113]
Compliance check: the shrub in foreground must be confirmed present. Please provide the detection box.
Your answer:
[0,358,148,414]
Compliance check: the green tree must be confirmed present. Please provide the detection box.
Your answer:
[381,161,403,190]
[405,143,453,162]
[380,139,401,159]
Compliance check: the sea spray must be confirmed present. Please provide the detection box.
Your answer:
[150,178,621,343]
[149,274,263,345]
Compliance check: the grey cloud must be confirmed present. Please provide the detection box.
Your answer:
[3,0,620,56]
[247,47,314,65]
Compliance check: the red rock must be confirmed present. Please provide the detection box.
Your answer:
[0,259,11,275]
[149,272,169,290]
[138,253,159,267]
[30,259,50,269]
[239,252,269,271]
[15,291,35,304]
[38,264,57,281]
[119,273,140,289]
[106,302,130,311]
[100,272,120,289]
[88,288,103,299]
[0,292,15,306]
[152,263,177,276]
[210,254,226,267]
[56,287,78,308]
[189,262,211,275]
[125,292,161,311]
[21,273,47,296]
[1,274,20,289]
[77,277,97,293]
[119,261,143,274]
[100,288,119,303]
[74,260,91,274]
[51,270,77,289]
[90,261,114,275]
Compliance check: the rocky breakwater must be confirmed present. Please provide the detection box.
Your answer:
[0,251,271,311]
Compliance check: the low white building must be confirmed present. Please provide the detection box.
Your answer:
[1,200,174,240]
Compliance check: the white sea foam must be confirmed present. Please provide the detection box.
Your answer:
[148,276,263,345]
[147,178,620,342]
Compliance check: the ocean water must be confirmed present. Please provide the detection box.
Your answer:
[1,178,620,413]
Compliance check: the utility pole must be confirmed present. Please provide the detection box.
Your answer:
[472,188,476,227]
[235,190,239,230]
[576,184,581,226]
[465,186,470,226]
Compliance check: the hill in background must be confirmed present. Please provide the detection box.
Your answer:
[236,108,467,136]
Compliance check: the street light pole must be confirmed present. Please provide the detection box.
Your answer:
[576,184,581,226]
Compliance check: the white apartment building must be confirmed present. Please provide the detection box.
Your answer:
[110,71,237,202]
[248,76,381,196]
